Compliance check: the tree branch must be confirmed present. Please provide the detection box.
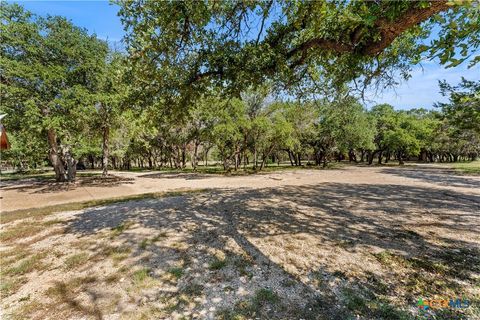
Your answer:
[287,1,450,61]
[363,1,450,55]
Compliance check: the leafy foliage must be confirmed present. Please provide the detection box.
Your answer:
[1,2,478,177]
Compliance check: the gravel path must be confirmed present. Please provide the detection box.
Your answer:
[2,165,479,212]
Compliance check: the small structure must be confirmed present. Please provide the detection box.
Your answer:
[0,114,10,150]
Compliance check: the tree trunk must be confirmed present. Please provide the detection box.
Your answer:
[47,129,66,182]
[192,141,199,170]
[62,145,77,181]
[287,150,294,166]
[367,150,376,165]
[181,145,186,168]
[204,147,209,166]
[398,151,404,165]
[89,155,95,169]
[260,156,267,170]
[348,149,357,162]
[102,126,109,177]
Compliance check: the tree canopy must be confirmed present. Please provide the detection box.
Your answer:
[1,1,479,181]
[118,0,479,101]
[1,3,109,180]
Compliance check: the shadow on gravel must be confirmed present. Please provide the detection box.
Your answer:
[138,172,215,180]
[0,175,134,194]
[64,182,479,319]
[381,167,480,189]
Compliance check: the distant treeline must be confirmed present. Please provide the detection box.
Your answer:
[1,4,478,181]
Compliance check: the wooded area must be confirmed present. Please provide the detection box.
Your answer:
[0,1,478,182]
[1,2,480,319]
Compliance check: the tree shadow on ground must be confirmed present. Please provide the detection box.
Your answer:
[138,172,217,180]
[0,175,134,194]
[381,167,480,189]
[62,182,479,319]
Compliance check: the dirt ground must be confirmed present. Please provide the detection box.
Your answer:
[1,165,479,319]
[1,165,479,212]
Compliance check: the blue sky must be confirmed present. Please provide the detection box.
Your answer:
[364,59,479,109]
[14,1,124,42]
[13,0,480,110]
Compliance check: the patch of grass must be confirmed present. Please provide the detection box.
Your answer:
[450,160,480,174]
[408,257,449,275]
[42,219,67,226]
[139,238,149,249]
[138,231,171,249]
[9,300,46,320]
[0,170,100,181]
[370,299,412,320]
[373,251,410,268]
[107,246,131,263]
[181,283,204,297]
[130,267,159,290]
[209,257,227,270]
[373,250,466,298]
[167,267,184,279]
[46,276,97,300]
[365,272,390,295]
[0,247,31,268]
[1,188,210,224]
[0,224,44,242]
[335,239,355,249]
[253,288,280,305]
[110,221,133,238]
[151,232,168,242]
[437,247,480,275]
[217,288,280,320]
[404,272,456,296]
[64,252,89,270]
[4,252,47,275]
[342,287,369,313]
[132,268,151,284]
[105,272,122,284]
[0,170,54,181]
[281,278,297,287]
[0,277,27,297]
[231,255,254,277]
[341,287,412,319]
[94,245,131,264]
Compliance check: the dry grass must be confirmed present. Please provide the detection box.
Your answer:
[64,252,90,270]
[3,252,48,276]
[0,223,44,242]
[1,168,479,319]
[1,189,209,224]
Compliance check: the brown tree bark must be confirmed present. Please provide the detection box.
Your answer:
[47,128,66,182]
[63,145,77,182]
[102,126,109,177]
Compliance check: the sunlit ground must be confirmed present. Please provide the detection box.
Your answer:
[1,165,479,320]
